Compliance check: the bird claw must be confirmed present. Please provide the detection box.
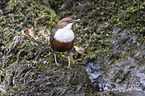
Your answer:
[67,65,72,69]
[56,63,61,67]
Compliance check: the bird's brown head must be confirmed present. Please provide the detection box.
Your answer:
[55,17,79,29]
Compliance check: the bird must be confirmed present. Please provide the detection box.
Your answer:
[50,17,80,69]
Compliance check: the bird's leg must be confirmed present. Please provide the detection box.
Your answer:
[67,51,71,69]
[54,51,61,67]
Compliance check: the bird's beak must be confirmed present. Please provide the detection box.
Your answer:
[73,19,80,24]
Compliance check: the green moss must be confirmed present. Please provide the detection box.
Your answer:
[0,0,144,95]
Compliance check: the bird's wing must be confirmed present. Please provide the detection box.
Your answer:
[50,29,57,44]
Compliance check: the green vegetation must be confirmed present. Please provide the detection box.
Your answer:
[0,0,144,95]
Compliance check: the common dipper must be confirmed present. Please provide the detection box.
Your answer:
[50,17,80,69]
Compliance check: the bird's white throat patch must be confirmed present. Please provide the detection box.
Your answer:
[54,23,75,43]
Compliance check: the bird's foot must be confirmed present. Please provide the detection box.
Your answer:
[55,62,61,67]
[67,65,72,69]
